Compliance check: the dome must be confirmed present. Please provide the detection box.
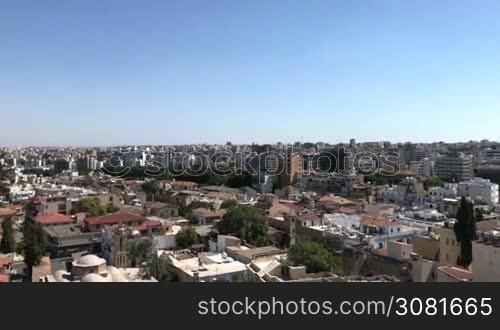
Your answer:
[106,266,129,282]
[53,270,70,282]
[81,273,109,283]
[74,254,106,267]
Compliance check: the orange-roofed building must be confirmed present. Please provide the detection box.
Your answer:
[85,212,148,231]
[35,213,74,226]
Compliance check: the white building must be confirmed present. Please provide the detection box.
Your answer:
[169,252,248,282]
[378,185,407,204]
[427,183,458,203]
[409,158,434,177]
[457,177,499,205]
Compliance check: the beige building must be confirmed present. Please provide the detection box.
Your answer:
[411,235,440,261]
[434,225,460,266]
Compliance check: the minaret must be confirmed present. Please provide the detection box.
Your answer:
[112,227,128,268]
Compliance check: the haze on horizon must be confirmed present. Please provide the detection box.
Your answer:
[1,1,500,147]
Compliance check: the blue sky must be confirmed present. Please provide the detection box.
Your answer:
[1,0,499,146]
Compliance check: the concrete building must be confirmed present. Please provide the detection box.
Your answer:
[435,153,473,182]
[44,224,102,258]
[169,252,248,282]
[472,230,500,282]
[457,177,499,205]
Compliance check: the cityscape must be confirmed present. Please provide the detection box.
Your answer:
[1,140,500,282]
[1,1,500,289]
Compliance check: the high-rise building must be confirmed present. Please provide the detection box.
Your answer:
[435,153,473,182]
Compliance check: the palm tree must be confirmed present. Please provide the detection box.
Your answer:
[127,238,154,267]
[140,254,176,282]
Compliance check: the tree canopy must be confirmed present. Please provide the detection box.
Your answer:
[423,176,445,190]
[142,180,162,202]
[321,236,344,254]
[288,237,343,274]
[218,205,271,246]
[220,199,238,209]
[77,197,106,216]
[127,238,154,267]
[175,226,200,249]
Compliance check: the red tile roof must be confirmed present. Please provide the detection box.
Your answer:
[135,220,162,232]
[85,212,147,226]
[35,213,73,225]
[0,208,16,217]
[0,274,9,282]
[297,214,321,222]
[171,181,199,188]
[361,216,399,227]
[339,207,359,214]
[0,256,12,267]
[319,194,354,205]
[397,169,417,177]
[279,202,304,212]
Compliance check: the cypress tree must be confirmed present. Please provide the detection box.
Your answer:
[454,197,476,268]
[0,217,16,253]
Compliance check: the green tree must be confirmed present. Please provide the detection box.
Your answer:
[218,206,271,246]
[20,222,47,281]
[127,238,154,267]
[106,204,120,213]
[454,197,477,268]
[140,254,176,282]
[226,173,253,188]
[142,180,162,203]
[77,197,106,216]
[175,226,200,249]
[288,238,343,274]
[321,236,344,254]
[423,176,445,190]
[0,217,16,253]
[220,199,238,209]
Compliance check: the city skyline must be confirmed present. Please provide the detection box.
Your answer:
[2,1,500,146]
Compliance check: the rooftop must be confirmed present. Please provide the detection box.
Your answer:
[361,216,399,227]
[35,213,74,225]
[85,212,147,226]
[438,266,472,281]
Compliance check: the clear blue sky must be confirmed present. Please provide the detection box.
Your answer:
[1,0,500,146]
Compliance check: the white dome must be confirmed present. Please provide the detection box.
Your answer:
[53,270,70,282]
[107,266,129,282]
[74,254,106,267]
[81,273,109,282]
